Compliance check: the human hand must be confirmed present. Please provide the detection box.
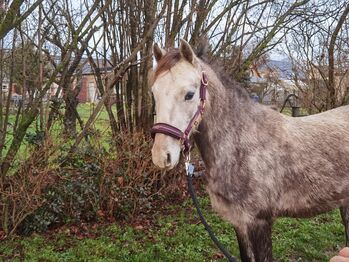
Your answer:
[330,247,349,262]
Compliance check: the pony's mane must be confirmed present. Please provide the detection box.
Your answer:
[196,45,251,101]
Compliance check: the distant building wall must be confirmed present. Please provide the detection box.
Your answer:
[77,74,100,103]
[77,77,88,102]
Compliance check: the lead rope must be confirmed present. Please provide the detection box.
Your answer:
[185,154,236,262]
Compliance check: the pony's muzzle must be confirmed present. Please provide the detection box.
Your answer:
[151,134,180,169]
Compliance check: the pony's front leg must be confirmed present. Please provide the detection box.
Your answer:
[340,207,349,246]
[234,218,273,262]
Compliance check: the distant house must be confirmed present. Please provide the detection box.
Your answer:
[50,58,113,103]
[1,76,10,92]
[0,77,23,107]
[248,58,307,105]
[1,55,113,104]
[306,64,349,105]
[76,60,113,103]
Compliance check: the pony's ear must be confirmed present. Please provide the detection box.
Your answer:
[153,43,166,62]
[179,39,196,64]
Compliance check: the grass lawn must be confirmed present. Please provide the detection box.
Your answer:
[1,196,345,261]
[3,103,115,172]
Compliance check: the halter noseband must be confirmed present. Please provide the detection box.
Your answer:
[151,72,208,153]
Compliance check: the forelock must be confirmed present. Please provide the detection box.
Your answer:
[153,49,181,80]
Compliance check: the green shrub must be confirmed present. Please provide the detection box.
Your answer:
[18,148,102,235]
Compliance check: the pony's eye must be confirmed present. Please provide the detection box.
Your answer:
[185,91,195,101]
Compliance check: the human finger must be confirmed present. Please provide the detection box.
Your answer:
[339,247,349,257]
[330,255,349,262]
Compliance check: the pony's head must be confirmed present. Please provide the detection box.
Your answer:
[150,39,205,169]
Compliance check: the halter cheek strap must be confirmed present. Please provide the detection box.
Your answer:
[151,72,208,153]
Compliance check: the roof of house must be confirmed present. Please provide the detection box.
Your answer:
[52,56,113,76]
[80,58,113,75]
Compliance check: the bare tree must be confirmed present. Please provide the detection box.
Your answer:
[285,1,349,111]
[0,0,43,40]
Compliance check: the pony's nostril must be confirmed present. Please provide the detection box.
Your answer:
[166,153,171,165]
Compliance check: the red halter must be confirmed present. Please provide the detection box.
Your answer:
[151,72,208,153]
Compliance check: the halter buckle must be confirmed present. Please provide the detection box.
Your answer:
[201,71,208,86]
[184,152,194,177]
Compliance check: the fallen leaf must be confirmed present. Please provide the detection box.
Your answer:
[117,177,124,186]
[135,225,144,230]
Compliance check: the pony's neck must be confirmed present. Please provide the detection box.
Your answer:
[194,64,278,172]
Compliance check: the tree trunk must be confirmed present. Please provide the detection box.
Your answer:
[327,3,349,109]
[139,0,156,130]
[63,87,78,137]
